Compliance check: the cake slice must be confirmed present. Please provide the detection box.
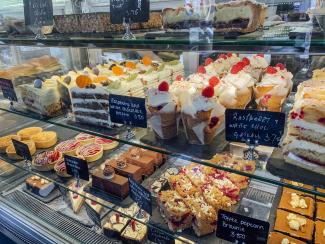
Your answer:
[26,176,55,197]
[103,212,130,238]
[215,0,267,33]
[85,193,103,215]
[268,231,305,244]
[317,202,325,221]
[157,190,193,232]
[316,187,325,202]
[278,191,314,218]
[273,209,314,241]
[68,181,86,214]
[168,174,198,198]
[183,194,217,237]
[201,183,232,211]
[121,220,147,244]
[315,220,325,244]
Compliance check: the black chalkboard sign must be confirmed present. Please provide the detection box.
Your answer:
[109,94,147,128]
[148,226,175,244]
[64,155,89,181]
[128,176,152,215]
[12,139,32,161]
[216,210,269,244]
[24,0,53,26]
[225,109,285,147]
[110,0,150,24]
[0,78,17,102]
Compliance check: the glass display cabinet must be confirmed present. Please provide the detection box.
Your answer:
[0,0,324,244]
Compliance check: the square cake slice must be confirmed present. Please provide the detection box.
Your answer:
[157,190,193,232]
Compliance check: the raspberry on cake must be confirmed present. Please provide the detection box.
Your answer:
[76,143,103,163]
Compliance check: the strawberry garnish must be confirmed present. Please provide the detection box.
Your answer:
[290,111,299,119]
[242,57,250,66]
[218,54,227,60]
[276,63,285,70]
[299,110,304,119]
[197,65,206,74]
[257,54,264,57]
[209,116,219,128]
[227,53,233,57]
[266,66,277,74]
[205,58,213,66]
[175,75,183,81]
[209,76,220,87]
[318,118,325,124]
[230,63,243,74]
[91,200,97,205]
[201,86,214,98]
[158,81,169,92]
[131,220,136,231]
[115,214,120,223]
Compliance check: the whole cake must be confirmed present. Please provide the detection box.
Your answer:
[215,0,267,33]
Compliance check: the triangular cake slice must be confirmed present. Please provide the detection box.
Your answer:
[68,181,85,214]
[85,193,103,214]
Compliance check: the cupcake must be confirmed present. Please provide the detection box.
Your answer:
[243,54,269,81]
[181,86,225,145]
[147,81,180,140]
[221,61,255,108]
[254,65,293,112]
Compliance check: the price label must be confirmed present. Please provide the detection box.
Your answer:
[64,155,89,181]
[225,109,285,147]
[110,0,150,24]
[109,94,147,128]
[128,176,152,215]
[216,210,269,244]
[24,0,53,26]
[0,78,17,102]
[12,139,32,161]
[148,226,175,244]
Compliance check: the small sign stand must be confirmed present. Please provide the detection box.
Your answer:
[244,139,261,168]
[122,18,136,40]
[125,126,136,140]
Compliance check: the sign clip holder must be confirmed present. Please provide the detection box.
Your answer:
[244,139,261,168]
[125,126,135,140]
[122,18,136,40]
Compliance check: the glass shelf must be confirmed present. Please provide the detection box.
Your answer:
[0,102,324,199]
[0,28,324,53]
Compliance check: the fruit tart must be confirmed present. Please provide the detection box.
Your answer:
[54,158,70,177]
[75,133,96,145]
[0,134,21,153]
[55,139,81,156]
[94,136,119,150]
[31,131,57,149]
[17,127,43,140]
[32,150,62,171]
[6,140,36,160]
[76,143,103,162]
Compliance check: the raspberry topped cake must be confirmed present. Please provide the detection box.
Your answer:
[76,143,103,162]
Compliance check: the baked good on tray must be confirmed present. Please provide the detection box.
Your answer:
[92,165,129,199]
[76,143,103,163]
[278,191,314,218]
[104,158,142,183]
[0,135,21,153]
[17,127,43,140]
[273,209,314,241]
[120,220,147,244]
[32,151,62,171]
[94,136,119,150]
[282,79,325,167]
[85,193,103,215]
[123,148,155,176]
[0,160,16,177]
[55,139,81,156]
[215,0,267,33]
[26,176,55,197]
[68,181,86,214]
[75,133,96,145]
[316,187,325,202]
[162,4,215,29]
[315,220,325,244]
[30,131,57,149]
[103,212,130,238]
[268,231,305,244]
[6,140,36,160]
[168,174,198,198]
[316,202,325,221]
[157,190,193,232]
[54,158,70,177]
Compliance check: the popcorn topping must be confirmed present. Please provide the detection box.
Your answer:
[290,193,307,209]
[287,213,306,231]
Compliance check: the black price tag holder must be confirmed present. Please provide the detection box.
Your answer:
[23,0,53,39]
[128,176,152,218]
[0,78,18,110]
[216,210,269,244]
[64,155,89,188]
[225,109,285,168]
[12,139,32,170]
[109,94,147,140]
[148,224,175,244]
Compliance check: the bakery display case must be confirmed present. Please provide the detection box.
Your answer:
[0,0,324,244]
